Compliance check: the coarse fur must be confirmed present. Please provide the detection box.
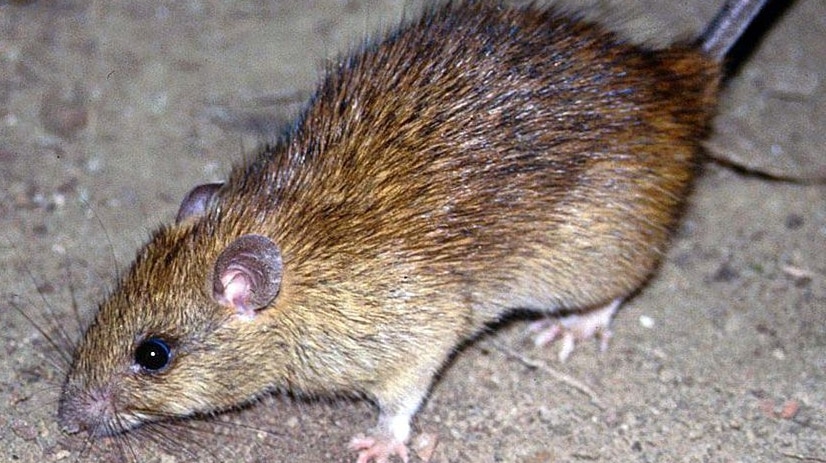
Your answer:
[58,0,725,460]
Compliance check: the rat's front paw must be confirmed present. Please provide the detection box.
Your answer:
[349,434,409,463]
[530,298,621,361]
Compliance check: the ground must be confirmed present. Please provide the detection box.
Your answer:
[1,1,824,462]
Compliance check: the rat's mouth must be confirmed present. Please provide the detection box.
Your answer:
[57,383,151,437]
[59,406,162,438]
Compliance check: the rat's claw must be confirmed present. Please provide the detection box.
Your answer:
[529,298,621,361]
[349,434,410,463]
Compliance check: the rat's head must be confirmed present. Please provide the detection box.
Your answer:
[58,186,289,437]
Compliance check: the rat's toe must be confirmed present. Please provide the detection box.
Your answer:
[349,434,409,463]
[529,298,621,361]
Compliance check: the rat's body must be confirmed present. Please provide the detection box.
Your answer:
[57,1,767,462]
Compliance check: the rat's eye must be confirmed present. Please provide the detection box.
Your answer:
[134,337,172,372]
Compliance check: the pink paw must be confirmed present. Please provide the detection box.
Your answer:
[349,434,409,463]
[529,298,621,361]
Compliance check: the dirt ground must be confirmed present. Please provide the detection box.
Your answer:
[1,1,824,462]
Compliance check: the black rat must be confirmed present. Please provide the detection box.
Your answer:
[56,1,769,462]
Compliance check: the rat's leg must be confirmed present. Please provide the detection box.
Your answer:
[348,403,415,463]
[347,344,450,463]
[529,298,621,361]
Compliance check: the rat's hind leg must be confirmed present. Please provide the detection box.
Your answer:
[529,298,622,361]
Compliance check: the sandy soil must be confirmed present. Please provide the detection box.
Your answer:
[1,1,824,462]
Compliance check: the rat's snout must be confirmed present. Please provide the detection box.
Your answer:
[57,384,121,437]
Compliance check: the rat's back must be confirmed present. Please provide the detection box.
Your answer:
[221,2,720,323]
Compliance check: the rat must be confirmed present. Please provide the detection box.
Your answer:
[56,0,769,462]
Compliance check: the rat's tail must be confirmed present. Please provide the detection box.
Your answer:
[697,0,769,60]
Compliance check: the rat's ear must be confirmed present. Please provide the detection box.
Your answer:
[213,234,282,319]
[176,182,224,224]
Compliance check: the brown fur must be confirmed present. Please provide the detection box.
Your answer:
[59,0,720,446]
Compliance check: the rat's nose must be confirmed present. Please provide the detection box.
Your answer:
[57,384,118,436]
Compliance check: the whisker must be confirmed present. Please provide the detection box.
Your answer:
[117,435,140,463]
[9,295,72,372]
[62,262,85,350]
[78,195,120,282]
[147,424,204,460]
[19,384,61,415]
[43,272,80,365]
[12,254,92,371]
[113,413,141,463]
[71,431,95,463]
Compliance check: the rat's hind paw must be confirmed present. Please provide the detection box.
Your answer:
[529,298,621,361]
[349,434,409,463]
